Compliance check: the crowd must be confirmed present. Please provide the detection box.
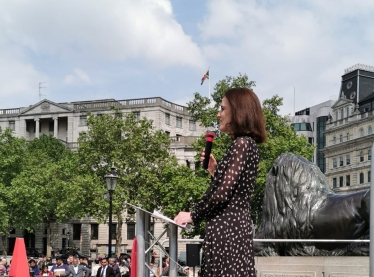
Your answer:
[0,254,190,277]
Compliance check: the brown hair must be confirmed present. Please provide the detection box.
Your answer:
[224,87,266,143]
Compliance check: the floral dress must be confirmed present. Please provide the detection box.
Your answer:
[191,136,258,277]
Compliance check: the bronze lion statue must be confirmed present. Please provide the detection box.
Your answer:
[254,153,370,256]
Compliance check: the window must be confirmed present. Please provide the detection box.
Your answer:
[360,128,364,137]
[339,156,343,166]
[308,137,313,144]
[165,113,170,125]
[132,111,140,121]
[340,109,343,119]
[333,158,337,168]
[176,134,182,141]
[332,178,337,188]
[176,117,182,128]
[73,224,81,240]
[360,151,364,162]
[369,126,373,135]
[347,133,350,141]
[26,121,35,133]
[346,106,350,117]
[346,155,350,165]
[339,176,343,187]
[346,175,350,186]
[91,224,99,240]
[127,223,136,240]
[165,131,170,137]
[333,137,336,145]
[62,228,66,235]
[111,224,116,240]
[339,134,343,143]
[369,149,372,161]
[49,121,54,132]
[80,115,87,126]
[189,120,196,131]
[368,171,371,183]
[360,172,364,184]
[8,121,15,131]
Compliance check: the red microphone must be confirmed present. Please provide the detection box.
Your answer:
[203,131,215,170]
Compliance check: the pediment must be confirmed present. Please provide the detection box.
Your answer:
[331,97,352,109]
[20,99,73,115]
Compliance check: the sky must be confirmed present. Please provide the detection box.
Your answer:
[1,0,374,115]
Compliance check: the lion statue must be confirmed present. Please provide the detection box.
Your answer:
[254,153,370,256]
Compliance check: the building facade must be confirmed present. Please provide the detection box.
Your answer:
[0,97,205,257]
[322,64,374,193]
[287,100,335,173]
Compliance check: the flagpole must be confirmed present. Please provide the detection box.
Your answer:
[209,67,211,103]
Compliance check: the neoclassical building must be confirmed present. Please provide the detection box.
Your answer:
[322,64,374,193]
[0,97,205,257]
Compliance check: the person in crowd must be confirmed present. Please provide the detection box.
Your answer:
[47,258,55,271]
[0,259,7,276]
[174,87,266,277]
[39,266,53,276]
[108,258,120,277]
[29,259,40,276]
[38,256,48,270]
[96,258,115,277]
[51,257,70,277]
[91,260,100,277]
[69,257,91,277]
[67,256,74,266]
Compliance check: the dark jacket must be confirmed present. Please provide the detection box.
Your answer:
[96,266,115,277]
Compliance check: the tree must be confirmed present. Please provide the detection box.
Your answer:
[77,110,181,256]
[0,127,27,254]
[186,74,314,227]
[9,134,92,256]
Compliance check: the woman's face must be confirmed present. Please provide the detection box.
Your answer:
[217,97,232,133]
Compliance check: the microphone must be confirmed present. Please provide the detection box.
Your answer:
[203,131,215,170]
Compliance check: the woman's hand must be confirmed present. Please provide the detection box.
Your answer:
[200,150,217,177]
[174,212,192,225]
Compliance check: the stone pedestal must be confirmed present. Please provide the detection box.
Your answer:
[255,256,369,277]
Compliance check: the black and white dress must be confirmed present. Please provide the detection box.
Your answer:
[191,136,258,277]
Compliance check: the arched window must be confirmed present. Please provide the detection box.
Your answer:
[340,134,343,143]
[347,133,350,141]
[360,128,364,137]
[360,172,364,184]
[368,171,371,183]
[333,136,336,145]
[360,151,364,162]
[369,149,372,160]
[368,126,373,135]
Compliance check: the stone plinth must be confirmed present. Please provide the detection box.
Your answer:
[255,256,369,277]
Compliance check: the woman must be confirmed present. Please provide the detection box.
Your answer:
[39,266,53,276]
[174,87,266,277]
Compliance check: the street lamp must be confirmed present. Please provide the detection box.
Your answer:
[105,163,119,258]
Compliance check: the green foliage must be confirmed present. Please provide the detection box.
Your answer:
[186,73,315,228]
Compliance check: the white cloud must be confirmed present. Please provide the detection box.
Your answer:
[0,0,205,69]
[200,0,374,114]
[64,68,91,86]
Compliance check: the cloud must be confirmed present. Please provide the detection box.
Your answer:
[199,0,374,114]
[64,68,91,86]
[0,0,205,69]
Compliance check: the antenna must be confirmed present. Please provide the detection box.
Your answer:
[39,82,47,101]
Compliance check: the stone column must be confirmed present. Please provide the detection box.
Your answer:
[53,117,59,139]
[35,118,40,138]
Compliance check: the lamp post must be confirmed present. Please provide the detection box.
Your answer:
[105,163,119,258]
